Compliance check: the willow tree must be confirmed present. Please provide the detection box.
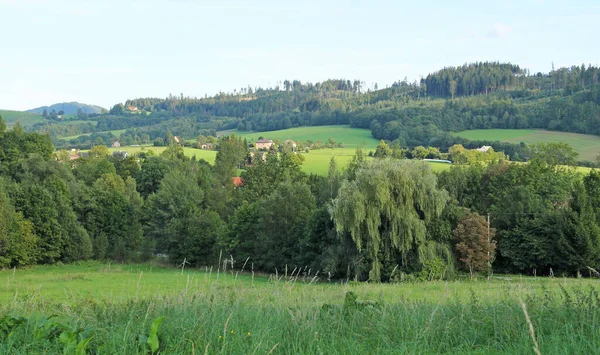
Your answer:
[329,159,449,281]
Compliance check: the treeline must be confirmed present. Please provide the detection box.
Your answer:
[3,114,600,280]
[32,62,600,163]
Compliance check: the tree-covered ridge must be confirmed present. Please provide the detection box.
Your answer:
[31,62,600,164]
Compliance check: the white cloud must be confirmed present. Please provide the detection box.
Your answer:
[487,23,513,38]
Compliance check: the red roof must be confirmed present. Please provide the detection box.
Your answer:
[232,177,244,187]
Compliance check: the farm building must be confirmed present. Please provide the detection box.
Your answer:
[255,139,274,150]
[475,145,492,152]
[112,141,121,148]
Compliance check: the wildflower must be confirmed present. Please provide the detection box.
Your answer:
[230,330,234,334]
[218,336,222,339]
[247,332,251,336]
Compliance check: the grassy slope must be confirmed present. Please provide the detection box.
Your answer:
[456,129,600,161]
[1,263,598,354]
[0,109,45,127]
[61,129,126,140]
[105,146,218,163]
[226,125,380,149]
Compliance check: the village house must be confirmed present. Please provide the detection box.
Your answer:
[284,140,297,152]
[475,145,492,152]
[255,138,274,150]
[201,143,215,150]
[112,141,121,148]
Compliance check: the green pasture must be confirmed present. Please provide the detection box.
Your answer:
[456,129,600,161]
[223,125,380,149]
[1,262,599,354]
[61,129,126,140]
[105,146,218,163]
[0,109,45,127]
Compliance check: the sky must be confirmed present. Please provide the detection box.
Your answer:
[1,0,599,111]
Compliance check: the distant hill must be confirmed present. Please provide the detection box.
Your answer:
[27,102,106,115]
[0,109,45,127]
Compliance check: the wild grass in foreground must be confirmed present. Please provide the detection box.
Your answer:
[1,263,599,354]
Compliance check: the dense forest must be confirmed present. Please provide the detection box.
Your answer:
[3,113,600,280]
[31,62,600,165]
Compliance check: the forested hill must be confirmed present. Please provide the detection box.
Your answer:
[28,102,106,115]
[39,62,600,160]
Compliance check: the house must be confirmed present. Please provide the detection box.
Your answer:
[112,141,121,148]
[255,139,274,150]
[476,145,492,152]
[78,152,89,159]
[174,136,181,144]
[201,143,214,150]
[127,106,139,112]
[69,153,80,160]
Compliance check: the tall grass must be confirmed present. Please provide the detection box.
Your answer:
[1,264,599,353]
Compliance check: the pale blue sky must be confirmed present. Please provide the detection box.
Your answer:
[1,0,599,110]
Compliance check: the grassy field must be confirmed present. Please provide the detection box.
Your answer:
[456,129,600,161]
[61,129,126,140]
[222,125,380,149]
[1,262,599,354]
[103,146,218,163]
[0,109,45,127]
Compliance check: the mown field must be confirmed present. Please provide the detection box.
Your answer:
[105,146,218,163]
[1,262,599,354]
[0,109,45,127]
[456,129,600,161]
[61,129,127,140]
[222,125,380,149]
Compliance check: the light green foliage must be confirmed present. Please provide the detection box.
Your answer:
[373,140,391,158]
[456,129,600,161]
[330,159,449,281]
[530,142,579,166]
[448,144,506,164]
[411,145,429,159]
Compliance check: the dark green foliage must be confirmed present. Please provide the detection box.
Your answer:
[85,174,143,261]
[0,183,38,268]
[145,169,224,266]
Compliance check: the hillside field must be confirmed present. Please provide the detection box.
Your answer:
[0,109,45,127]
[105,145,450,175]
[1,262,599,353]
[221,125,380,149]
[61,129,126,140]
[105,146,218,163]
[456,129,600,161]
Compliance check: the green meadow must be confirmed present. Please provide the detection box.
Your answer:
[0,109,45,127]
[1,262,599,354]
[224,125,380,149]
[61,129,127,140]
[456,129,600,161]
[105,146,218,163]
